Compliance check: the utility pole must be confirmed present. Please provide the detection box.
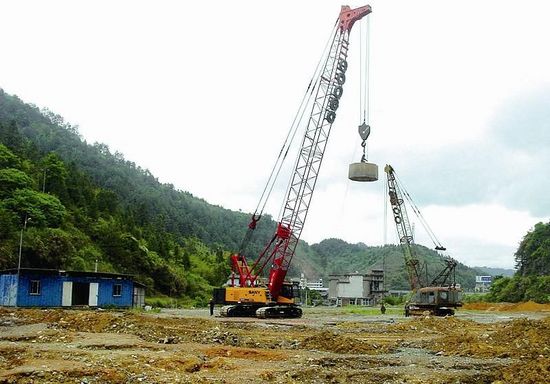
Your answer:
[17,215,31,271]
[42,168,47,193]
[16,214,31,307]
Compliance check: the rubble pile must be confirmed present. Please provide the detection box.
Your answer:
[421,316,550,359]
[204,345,286,362]
[498,356,550,384]
[300,330,393,354]
[490,317,550,358]
[0,307,548,383]
[463,300,550,312]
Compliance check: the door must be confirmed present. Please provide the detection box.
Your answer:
[62,281,72,306]
[71,282,90,305]
[133,287,145,308]
[89,283,98,306]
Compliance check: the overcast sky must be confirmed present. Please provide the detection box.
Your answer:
[2,0,549,269]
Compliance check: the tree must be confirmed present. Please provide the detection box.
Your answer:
[1,188,67,227]
[488,275,550,304]
[515,222,550,276]
[40,152,68,197]
[23,228,76,269]
[0,121,24,152]
[95,189,119,214]
[0,168,34,197]
[0,205,18,240]
[0,143,21,169]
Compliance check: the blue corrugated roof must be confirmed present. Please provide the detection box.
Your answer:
[0,268,145,286]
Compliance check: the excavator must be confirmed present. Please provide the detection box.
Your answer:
[212,4,377,318]
[384,164,462,316]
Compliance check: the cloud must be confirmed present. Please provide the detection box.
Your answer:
[378,86,550,218]
[444,239,518,270]
[493,87,550,152]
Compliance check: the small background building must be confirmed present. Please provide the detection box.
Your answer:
[298,275,329,294]
[328,269,386,306]
[475,275,493,292]
[0,268,145,308]
[297,275,330,304]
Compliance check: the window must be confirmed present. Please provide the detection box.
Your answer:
[113,284,122,297]
[30,280,41,295]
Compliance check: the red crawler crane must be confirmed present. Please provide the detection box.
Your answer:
[213,5,373,318]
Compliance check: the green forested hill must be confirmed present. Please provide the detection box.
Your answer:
[0,90,276,257]
[487,221,550,303]
[0,90,246,303]
[308,238,480,290]
[0,89,484,299]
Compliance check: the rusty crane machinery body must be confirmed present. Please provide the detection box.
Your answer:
[385,164,462,316]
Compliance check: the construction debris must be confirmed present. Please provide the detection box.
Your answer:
[0,306,548,383]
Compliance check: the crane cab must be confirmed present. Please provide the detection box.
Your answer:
[277,281,301,304]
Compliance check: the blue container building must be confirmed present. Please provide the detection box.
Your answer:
[0,268,145,308]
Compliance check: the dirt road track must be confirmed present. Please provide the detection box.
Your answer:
[0,306,548,383]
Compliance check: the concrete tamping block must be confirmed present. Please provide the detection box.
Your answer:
[348,162,378,182]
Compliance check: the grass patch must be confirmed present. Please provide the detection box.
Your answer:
[304,306,404,316]
[343,306,404,316]
[145,296,203,309]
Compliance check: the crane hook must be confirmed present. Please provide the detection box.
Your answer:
[359,122,370,162]
[358,122,370,141]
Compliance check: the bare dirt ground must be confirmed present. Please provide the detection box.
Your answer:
[0,303,549,383]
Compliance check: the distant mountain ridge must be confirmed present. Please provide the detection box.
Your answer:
[473,266,515,277]
[298,238,483,290]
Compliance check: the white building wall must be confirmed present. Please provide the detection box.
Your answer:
[337,275,363,298]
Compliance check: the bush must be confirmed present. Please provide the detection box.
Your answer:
[383,295,406,306]
[487,275,550,303]
[462,293,488,303]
